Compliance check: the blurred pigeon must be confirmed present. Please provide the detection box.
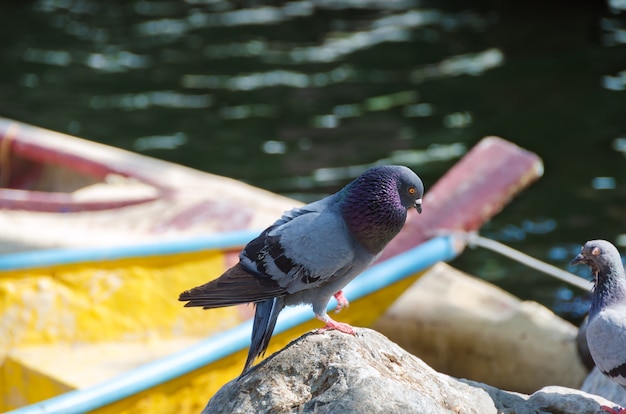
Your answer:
[179,165,423,375]
[571,239,626,414]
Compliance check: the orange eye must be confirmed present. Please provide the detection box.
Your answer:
[408,187,416,195]
[592,247,601,256]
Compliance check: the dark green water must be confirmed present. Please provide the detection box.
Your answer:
[1,0,626,322]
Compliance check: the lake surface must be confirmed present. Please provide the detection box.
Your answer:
[1,0,625,323]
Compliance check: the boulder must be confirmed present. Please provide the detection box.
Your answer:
[468,380,619,414]
[372,262,588,393]
[202,328,614,414]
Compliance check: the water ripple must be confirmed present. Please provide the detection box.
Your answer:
[313,143,467,184]
[136,2,314,36]
[90,91,212,110]
[86,51,152,72]
[22,48,71,66]
[182,66,356,91]
[134,132,188,151]
[411,48,505,83]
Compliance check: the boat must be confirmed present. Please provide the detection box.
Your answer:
[0,119,543,413]
[0,117,296,254]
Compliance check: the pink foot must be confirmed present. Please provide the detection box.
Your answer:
[315,315,356,335]
[601,405,626,414]
[333,290,350,313]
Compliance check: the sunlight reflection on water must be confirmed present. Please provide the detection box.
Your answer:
[90,91,212,110]
[3,0,625,321]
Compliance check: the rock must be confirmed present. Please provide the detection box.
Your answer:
[371,262,588,393]
[467,380,616,414]
[581,366,626,408]
[201,328,613,414]
[204,329,497,414]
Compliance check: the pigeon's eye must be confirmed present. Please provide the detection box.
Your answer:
[408,187,416,195]
[592,247,601,256]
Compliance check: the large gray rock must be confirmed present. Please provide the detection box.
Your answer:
[467,380,618,414]
[202,328,614,414]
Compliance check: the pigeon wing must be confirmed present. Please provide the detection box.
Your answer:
[241,202,358,294]
[178,263,286,308]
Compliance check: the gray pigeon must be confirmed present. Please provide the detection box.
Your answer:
[179,165,424,375]
[571,239,626,414]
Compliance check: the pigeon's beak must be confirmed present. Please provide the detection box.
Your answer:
[415,199,422,214]
[570,253,585,266]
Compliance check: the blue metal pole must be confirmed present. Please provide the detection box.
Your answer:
[0,229,260,270]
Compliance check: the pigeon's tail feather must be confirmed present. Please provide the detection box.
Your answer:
[241,296,285,377]
[178,263,285,309]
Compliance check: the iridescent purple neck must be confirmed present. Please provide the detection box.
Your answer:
[340,175,407,253]
[590,260,626,317]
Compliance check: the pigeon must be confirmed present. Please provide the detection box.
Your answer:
[571,239,626,414]
[179,165,424,375]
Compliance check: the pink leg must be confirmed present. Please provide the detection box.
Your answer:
[600,405,626,414]
[315,313,356,336]
[333,290,350,313]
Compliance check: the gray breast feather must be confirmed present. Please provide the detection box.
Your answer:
[587,305,626,384]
